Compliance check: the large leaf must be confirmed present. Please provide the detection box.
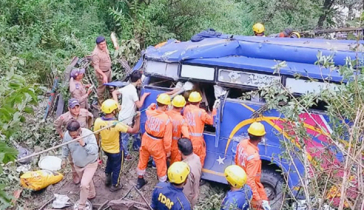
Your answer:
[0,142,17,164]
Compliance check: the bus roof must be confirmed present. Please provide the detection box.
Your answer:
[144,36,364,67]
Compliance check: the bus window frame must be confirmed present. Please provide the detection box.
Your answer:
[217,67,282,88]
[284,76,339,95]
[144,59,179,80]
[179,63,218,83]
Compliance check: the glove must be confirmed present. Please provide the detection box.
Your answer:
[182,81,194,91]
[262,200,271,210]
[213,99,220,109]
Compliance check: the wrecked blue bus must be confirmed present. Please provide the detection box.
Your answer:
[108,35,363,208]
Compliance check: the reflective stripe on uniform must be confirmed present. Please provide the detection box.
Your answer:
[137,168,146,176]
[189,132,203,137]
[159,175,167,182]
[146,132,163,140]
[173,137,180,140]
[247,154,255,161]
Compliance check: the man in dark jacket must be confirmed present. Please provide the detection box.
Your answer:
[221,165,252,210]
[151,161,191,210]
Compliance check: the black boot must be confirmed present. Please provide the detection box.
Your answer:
[136,177,147,189]
[110,184,123,192]
[105,173,111,187]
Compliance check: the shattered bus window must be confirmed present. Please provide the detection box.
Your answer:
[218,69,281,88]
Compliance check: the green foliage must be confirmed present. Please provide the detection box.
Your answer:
[112,38,141,80]
[195,188,225,210]
[0,142,17,169]
[0,0,109,84]
[108,0,246,47]
[0,70,37,138]
[238,0,323,34]
[0,70,38,207]
[0,164,20,210]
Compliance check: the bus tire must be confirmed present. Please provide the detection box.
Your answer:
[261,167,285,210]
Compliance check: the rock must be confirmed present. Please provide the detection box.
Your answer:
[16,144,32,164]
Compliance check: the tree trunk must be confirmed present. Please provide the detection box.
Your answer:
[317,0,336,29]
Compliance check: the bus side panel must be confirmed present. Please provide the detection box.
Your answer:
[203,99,303,189]
[202,100,260,183]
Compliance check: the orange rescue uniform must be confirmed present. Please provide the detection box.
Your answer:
[137,108,172,182]
[166,109,190,164]
[235,139,268,209]
[183,104,215,166]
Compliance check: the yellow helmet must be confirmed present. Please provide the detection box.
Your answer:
[290,31,301,38]
[188,91,202,102]
[172,95,186,108]
[168,161,190,184]
[101,99,118,114]
[156,93,171,105]
[248,122,266,136]
[224,165,247,188]
[253,23,265,34]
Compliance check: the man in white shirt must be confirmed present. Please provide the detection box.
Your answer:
[112,71,150,160]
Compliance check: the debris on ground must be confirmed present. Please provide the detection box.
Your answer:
[16,144,33,165]
[52,194,72,209]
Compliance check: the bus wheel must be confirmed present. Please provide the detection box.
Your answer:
[261,167,285,209]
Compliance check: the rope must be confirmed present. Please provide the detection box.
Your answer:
[16,108,147,163]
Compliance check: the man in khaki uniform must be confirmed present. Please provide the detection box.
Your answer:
[91,36,112,102]
[69,68,92,109]
[54,98,94,184]
[178,138,202,208]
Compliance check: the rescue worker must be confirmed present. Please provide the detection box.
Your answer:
[69,68,92,109]
[136,93,173,189]
[54,98,94,184]
[112,70,150,160]
[151,161,191,210]
[221,165,252,210]
[61,120,98,210]
[178,138,201,208]
[269,28,301,38]
[94,99,140,192]
[253,23,265,37]
[166,95,190,164]
[235,122,271,210]
[92,36,113,103]
[183,91,216,166]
